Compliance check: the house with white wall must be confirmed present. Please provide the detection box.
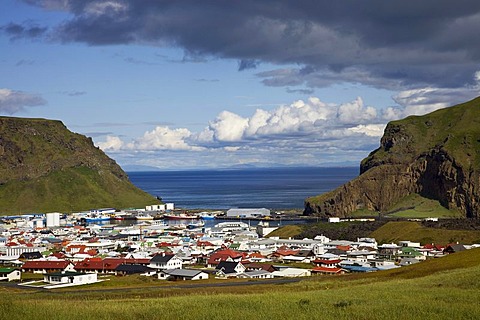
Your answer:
[43,271,98,286]
[148,254,183,270]
[0,268,21,281]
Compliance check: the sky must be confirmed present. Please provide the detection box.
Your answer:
[1,1,480,170]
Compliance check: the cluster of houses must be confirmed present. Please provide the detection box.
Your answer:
[0,214,477,288]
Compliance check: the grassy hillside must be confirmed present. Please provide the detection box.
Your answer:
[385,193,463,218]
[369,221,480,245]
[1,249,479,319]
[347,193,463,219]
[265,225,303,238]
[362,96,480,171]
[0,166,157,214]
[0,116,158,214]
[269,219,480,245]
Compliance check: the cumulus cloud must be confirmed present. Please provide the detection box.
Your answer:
[16,0,480,89]
[98,96,389,156]
[0,88,46,114]
[96,94,468,169]
[99,126,204,151]
[96,135,124,151]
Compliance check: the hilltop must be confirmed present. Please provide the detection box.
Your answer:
[0,116,158,214]
[305,96,480,218]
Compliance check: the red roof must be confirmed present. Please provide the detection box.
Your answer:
[22,260,72,270]
[124,258,151,265]
[66,245,87,253]
[196,241,215,247]
[74,258,125,271]
[272,249,299,257]
[207,249,245,265]
[248,252,266,259]
[312,266,344,274]
[52,252,66,259]
[423,244,444,250]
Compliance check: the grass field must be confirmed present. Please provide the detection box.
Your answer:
[369,221,480,245]
[1,249,480,320]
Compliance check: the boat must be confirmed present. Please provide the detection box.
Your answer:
[187,220,205,229]
[197,211,221,220]
[163,213,199,220]
[136,213,154,221]
[83,215,111,223]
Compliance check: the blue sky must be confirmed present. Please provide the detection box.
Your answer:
[1,1,480,170]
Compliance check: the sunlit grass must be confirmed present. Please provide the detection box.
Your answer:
[2,249,480,320]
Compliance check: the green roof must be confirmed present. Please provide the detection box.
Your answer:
[0,268,18,273]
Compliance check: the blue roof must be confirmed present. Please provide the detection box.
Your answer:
[342,265,377,272]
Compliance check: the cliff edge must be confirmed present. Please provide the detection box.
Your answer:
[304,96,480,218]
[0,116,158,214]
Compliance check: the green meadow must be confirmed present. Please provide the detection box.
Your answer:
[1,248,479,320]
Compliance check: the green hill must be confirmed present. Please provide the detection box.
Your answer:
[305,96,480,218]
[0,116,158,214]
[369,221,480,245]
[268,219,480,245]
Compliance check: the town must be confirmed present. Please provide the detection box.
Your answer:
[0,206,477,289]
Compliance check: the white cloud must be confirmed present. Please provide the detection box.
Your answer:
[96,135,124,151]
[85,1,129,17]
[0,88,46,114]
[132,126,202,151]
[337,97,377,124]
[348,124,386,137]
[96,91,470,169]
[391,74,480,118]
[208,111,249,142]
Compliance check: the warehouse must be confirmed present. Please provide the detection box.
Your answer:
[226,208,270,218]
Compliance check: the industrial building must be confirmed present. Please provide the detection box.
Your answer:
[226,208,270,218]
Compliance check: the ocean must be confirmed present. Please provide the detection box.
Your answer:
[127,167,358,210]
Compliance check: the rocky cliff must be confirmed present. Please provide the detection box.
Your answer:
[0,116,158,214]
[304,97,480,218]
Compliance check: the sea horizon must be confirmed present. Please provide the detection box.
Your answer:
[128,166,359,210]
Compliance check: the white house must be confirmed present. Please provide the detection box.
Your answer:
[215,261,246,277]
[271,267,311,277]
[43,271,98,285]
[148,254,183,270]
[237,270,274,279]
[0,268,21,282]
[157,269,209,281]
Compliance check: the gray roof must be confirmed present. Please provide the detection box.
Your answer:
[150,254,176,263]
[162,269,206,277]
[44,271,86,278]
[242,270,271,276]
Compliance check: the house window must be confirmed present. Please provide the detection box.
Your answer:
[50,276,61,282]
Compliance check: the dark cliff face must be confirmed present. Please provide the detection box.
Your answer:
[304,97,480,218]
[0,116,157,214]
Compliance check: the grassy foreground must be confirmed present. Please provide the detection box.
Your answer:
[1,249,480,320]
